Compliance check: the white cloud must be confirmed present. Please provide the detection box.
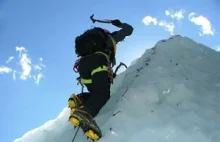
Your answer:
[142,15,175,35]
[33,62,46,85]
[1,46,46,84]
[0,66,12,74]
[188,12,215,36]
[16,46,32,80]
[32,58,46,85]
[36,58,46,69]
[165,10,170,16]
[6,56,14,64]
[16,46,27,52]
[158,21,175,35]
[142,16,158,25]
[33,73,44,85]
[34,65,42,71]
[165,9,185,20]
[20,54,32,80]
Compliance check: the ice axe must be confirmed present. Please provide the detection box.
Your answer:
[90,14,112,24]
[113,62,127,79]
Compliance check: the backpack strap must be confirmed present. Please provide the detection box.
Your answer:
[95,51,114,84]
[95,51,109,61]
[108,35,117,56]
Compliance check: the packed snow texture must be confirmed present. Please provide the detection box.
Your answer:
[14,35,220,142]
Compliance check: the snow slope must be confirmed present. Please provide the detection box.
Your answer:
[14,35,220,142]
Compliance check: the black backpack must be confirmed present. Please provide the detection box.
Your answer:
[75,27,110,57]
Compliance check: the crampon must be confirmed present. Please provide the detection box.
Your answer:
[69,108,102,141]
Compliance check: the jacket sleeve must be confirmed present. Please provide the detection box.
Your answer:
[110,23,133,43]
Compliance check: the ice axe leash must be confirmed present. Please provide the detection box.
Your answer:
[90,14,112,24]
[72,127,80,142]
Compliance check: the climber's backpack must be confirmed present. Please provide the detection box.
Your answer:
[75,27,112,57]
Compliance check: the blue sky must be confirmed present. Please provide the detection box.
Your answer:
[0,0,219,142]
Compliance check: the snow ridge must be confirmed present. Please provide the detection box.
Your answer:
[14,35,220,142]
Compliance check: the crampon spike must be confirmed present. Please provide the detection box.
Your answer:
[85,130,100,141]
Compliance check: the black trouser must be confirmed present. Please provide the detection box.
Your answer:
[77,53,111,118]
[77,74,110,117]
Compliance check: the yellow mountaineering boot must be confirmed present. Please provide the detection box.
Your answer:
[69,106,102,140]
[68,93,82,108]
